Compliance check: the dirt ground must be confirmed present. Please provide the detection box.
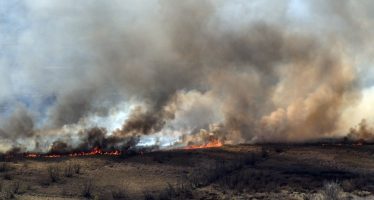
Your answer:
[0,144,373,200]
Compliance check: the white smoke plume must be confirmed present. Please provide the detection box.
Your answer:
[1,0,374,152]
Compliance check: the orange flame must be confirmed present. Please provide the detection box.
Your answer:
[185,139,223,150]
[24,147,121,158]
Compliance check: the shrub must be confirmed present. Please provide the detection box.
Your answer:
[303,193,319,200]
[352,174,368,190]
[158,183,175,200]
[48,165,60,182]
[341,179,354,192]
[10,181,20,194]
[157,182,193,200]
[3,188,15,199]
[0,162,9,172]
[112,187,128,199]
[143,191,156,200]
[243,153,256,166]
[3,181,21,199]
[64,164,73,178]
[3,173,12,180]
[188,159,245,188]
[73,163,81,174]
[39,176,51,187]
[322,181,341,200]
[219,169,252,191]
[82,180,93,198]
[261,147,269,158]
[274,147,284,153]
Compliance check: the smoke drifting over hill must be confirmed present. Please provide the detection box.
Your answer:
[1,0,374,152]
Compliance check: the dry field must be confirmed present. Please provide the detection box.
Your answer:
[0,144,373,200]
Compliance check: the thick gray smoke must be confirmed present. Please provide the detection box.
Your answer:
[1,0,374,152]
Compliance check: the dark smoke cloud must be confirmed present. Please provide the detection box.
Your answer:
[0,106,34,140]
[117,106,166,136]
[50,140,71,154]
[48,127,140,154]
[77,127,139,151]
[1,0,374,151]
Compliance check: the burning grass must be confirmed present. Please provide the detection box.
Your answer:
[24,147,122,159]
[185,139,223,150]
[18,138,224,161]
